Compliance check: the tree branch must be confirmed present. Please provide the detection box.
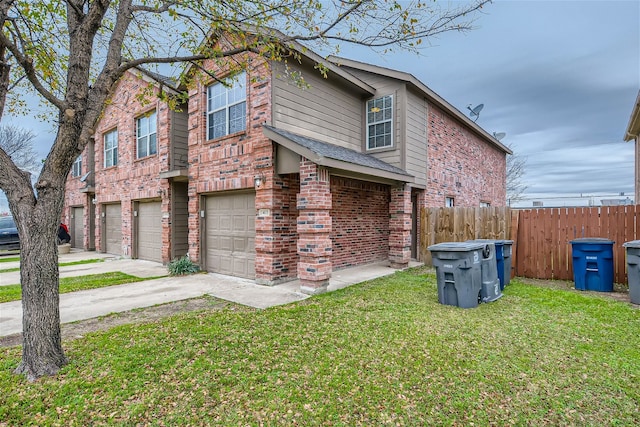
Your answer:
[0,20,65,110]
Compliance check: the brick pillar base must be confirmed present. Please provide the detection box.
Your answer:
[389,184,412,269]
[297,161,332,294]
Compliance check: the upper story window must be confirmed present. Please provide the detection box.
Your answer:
[72,155,82,177]
[366,95,393,150]
[207,71,246,140]
[445,197,455,207]
[137,110,157,158]
[104,129,118,168]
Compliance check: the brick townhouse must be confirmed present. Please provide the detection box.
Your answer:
[65,35,510,294]
[64,68,189,263]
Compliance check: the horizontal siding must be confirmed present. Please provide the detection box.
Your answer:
[405,90,427,186]
[172,182,189,258]
[339,67,405,170]
[272,61,362,151]
[171,109,189,170]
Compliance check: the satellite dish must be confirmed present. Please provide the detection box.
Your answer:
[80,171,92,182]
[493,132,506,141]
[467,103,484,121]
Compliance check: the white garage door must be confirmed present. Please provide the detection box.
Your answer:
[137,201,162,262]
[104,204,122,255]
[205,192,255,278]
[72,206,84,249]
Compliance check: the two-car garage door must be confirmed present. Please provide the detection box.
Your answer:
[205,192,255,279]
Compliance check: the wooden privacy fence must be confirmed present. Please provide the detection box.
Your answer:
[419,205,639,284]
[514,206,639,284]
[419,207,512,265]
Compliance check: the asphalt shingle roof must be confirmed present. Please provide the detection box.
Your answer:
[263,125,411,177]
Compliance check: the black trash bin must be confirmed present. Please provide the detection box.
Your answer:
[428,242,484,308]
[569,238,614,292]
[623,240,640,304]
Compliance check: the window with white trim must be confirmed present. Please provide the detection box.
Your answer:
[207,72,246,140]
[480,201,491,207]
[445,197,455,207]
[72,155,82,177]
[366,95,393,150]
[104,129,118,168]
[137,110,157,158]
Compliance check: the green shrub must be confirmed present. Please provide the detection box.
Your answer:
[167,256,200,276]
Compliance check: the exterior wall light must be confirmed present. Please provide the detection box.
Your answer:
[254,174,265,189]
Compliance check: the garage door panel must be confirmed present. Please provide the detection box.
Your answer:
[137,201,162,262]
[72,207,84,249]
[219,216,232,232]
[219,236,233,251]
[105,204,122,255]
[205,192,255,279]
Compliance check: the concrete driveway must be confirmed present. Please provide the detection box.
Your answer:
[1,250,413,337]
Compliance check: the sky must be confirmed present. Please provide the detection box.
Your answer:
[339,0,639,206]
[1,0,639,210]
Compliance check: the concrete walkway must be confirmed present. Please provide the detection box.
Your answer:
[0,250,420,337]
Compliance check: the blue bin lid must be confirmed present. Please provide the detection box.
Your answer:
[428,241,486,252]
[623,240,640,249]
[569,237,614,245]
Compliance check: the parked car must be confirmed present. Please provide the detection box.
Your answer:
[0,216,20,250]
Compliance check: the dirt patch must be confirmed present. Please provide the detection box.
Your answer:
[0,296,241,348]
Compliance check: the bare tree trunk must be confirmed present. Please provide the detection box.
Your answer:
[12,191,67,380]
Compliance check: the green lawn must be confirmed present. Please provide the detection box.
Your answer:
[0,272,155,303]
[0,258,105,274]
[1,268,638,425]
[0,256,20,263]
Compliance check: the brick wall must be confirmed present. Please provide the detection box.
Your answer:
[91,71,173,261]
[425,104,507,207]
[187,54,276,267]
[255,174,299,283]
[330,177,390,269]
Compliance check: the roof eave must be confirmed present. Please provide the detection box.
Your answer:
[181,27,375,97]
[263,126,414,184]
[132,67,180,95]
[624,91,640,142]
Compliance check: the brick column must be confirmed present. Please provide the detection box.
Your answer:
[297,160,332,295]
[389,184,412,269]
[255,176,296,285]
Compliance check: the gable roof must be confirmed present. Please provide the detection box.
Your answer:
[182,27,375,97]
[327,56,512,155]
[134,67,180,93]
[263,125,414,183]
[624,90,640,141]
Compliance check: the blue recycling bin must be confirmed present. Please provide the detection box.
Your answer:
[502,240,514,286]
[569,238,614,292]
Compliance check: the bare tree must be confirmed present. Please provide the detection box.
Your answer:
[0,0,492,380]
[0,125,39,173]
[506,142,528,205]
